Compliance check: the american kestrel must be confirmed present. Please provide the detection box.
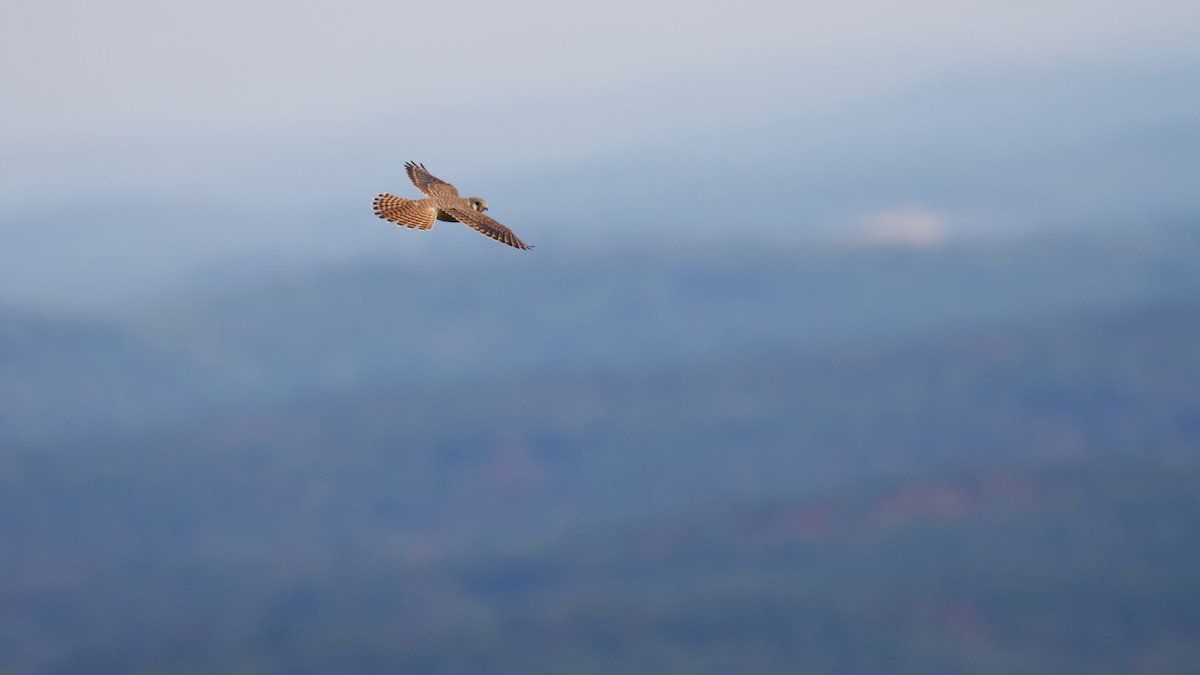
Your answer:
[372,162,532,250]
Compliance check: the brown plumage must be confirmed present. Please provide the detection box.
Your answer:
[372,162,532,250]
[371,193,437,230]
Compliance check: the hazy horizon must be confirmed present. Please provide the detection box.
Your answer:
[2,0,1199,309]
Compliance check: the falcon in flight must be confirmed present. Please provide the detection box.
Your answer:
[372,162,532,250]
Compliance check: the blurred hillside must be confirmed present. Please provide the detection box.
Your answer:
[1,223,1199,672]
[3,224,1198,445]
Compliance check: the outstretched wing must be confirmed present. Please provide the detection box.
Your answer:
[405,161,460,200]
[373,193,438,230]
[441,206,533,250]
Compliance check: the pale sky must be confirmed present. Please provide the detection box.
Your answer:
[3,0,1196,149]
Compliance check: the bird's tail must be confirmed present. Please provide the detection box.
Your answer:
[372,193,437,230]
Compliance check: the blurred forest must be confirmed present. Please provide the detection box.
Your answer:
[2,223,1199,673]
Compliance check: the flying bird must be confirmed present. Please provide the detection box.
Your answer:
[373,162,532,250]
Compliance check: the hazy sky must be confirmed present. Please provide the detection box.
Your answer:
[4,0,1197,144]
[2,0,1198,307]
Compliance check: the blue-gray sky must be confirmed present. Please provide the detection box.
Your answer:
[2,0,1198,307]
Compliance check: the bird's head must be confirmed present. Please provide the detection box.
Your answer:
[468,197,488,213]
